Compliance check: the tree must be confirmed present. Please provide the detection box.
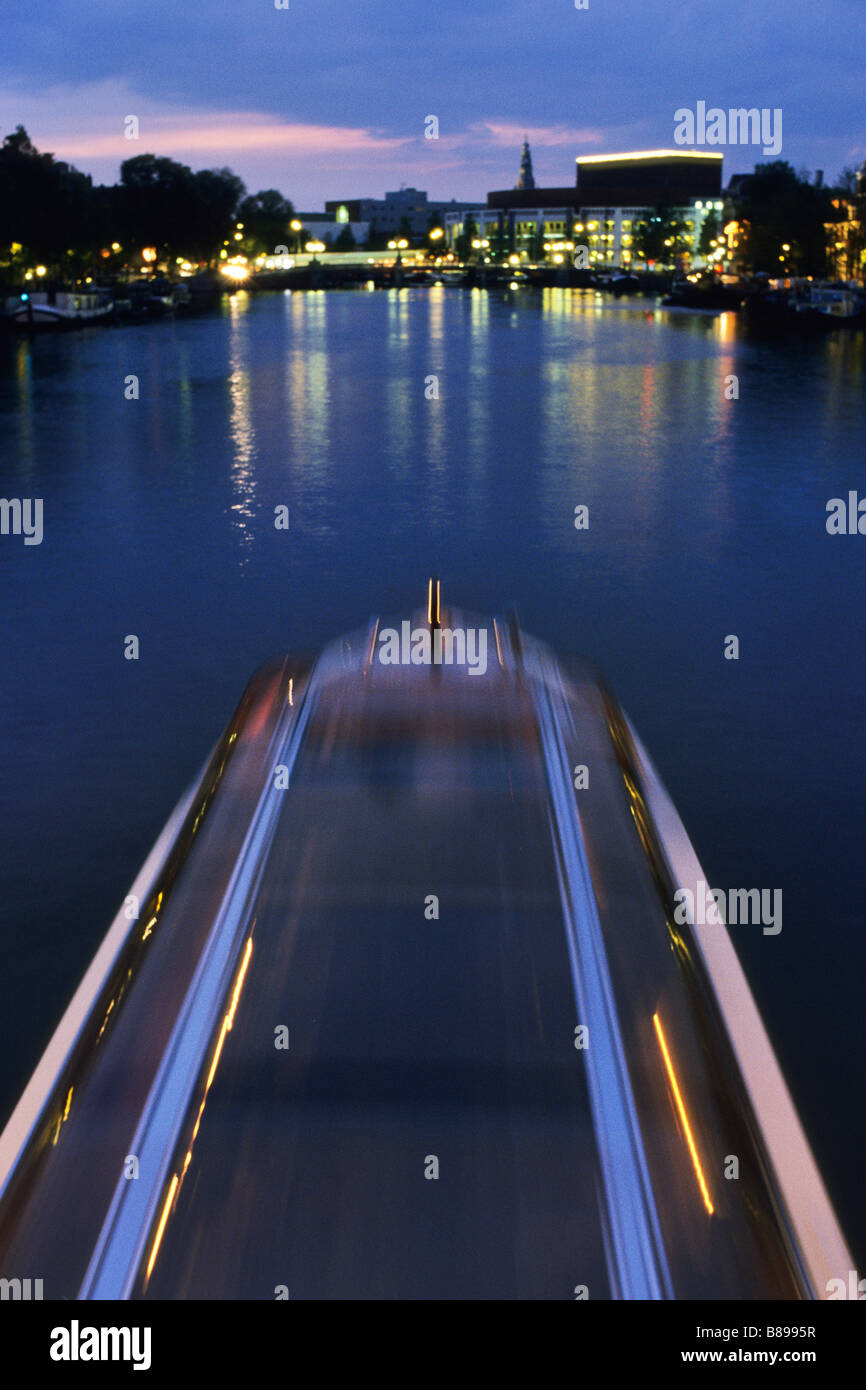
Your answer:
[455,214,478,260]
[732,161,832,276]
[238,188,295,256]
[0,125,93,269]
[633,204,689,267]
[334,224,356,251]
[190,167,246,263]
[530,223,546,261]
[698,210,721,258]
[116,155,245,265]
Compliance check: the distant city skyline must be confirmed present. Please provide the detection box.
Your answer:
[2,0,863,207]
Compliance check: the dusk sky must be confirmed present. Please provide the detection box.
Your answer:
[1,0,863,208]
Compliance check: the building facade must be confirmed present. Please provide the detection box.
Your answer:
[443,147,727,268]
[325,189,478,240]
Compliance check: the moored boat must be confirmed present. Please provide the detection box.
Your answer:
[2,289,114,331]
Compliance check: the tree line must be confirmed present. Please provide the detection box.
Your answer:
[632,162,863,276]
[1,125,862,282]
[0,125,295,282]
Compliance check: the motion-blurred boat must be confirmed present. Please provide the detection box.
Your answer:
[0,590,852,1299]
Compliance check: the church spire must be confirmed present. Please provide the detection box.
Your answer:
[516,135,535,191]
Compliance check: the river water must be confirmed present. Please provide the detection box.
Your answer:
[1,285,864,1261]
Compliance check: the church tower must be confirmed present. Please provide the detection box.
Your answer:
[516,136,535,191]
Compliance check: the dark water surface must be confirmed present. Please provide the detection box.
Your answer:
[1,286,864,1262]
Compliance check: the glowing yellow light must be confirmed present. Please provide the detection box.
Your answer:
[427,577,440,626]
[35,265,46,276]
[141,247,157,264]
[111,242,121,252]
[234,232,243,241]
[652,1012,714,1215]
[290,219,302,231]
[146,1174,179,1281]
[226,937,253,1032]
[577,149,723,164]
[429,227,444,239]
[220,262,249,281]
[96,998,115,1042]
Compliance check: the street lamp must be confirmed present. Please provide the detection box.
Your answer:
[290,219,302,252]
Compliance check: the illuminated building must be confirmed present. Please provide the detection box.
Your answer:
[444,148,726,268]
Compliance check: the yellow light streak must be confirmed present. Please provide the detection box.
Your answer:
[96,997,115,1042]
[227,937,253,1030]
[145,937,254,1285]
[146,1174,179,1282]
[364,618,379,673]
[427,578,440,626]
[492,617,504,668]
[577,149,724,164]
[652,1011,714,1215]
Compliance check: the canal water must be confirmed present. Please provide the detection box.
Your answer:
[1,286,864,1261]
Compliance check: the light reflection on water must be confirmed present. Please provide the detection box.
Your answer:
[228,291,257,558]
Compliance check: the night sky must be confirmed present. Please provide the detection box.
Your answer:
[1,1,864,209]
